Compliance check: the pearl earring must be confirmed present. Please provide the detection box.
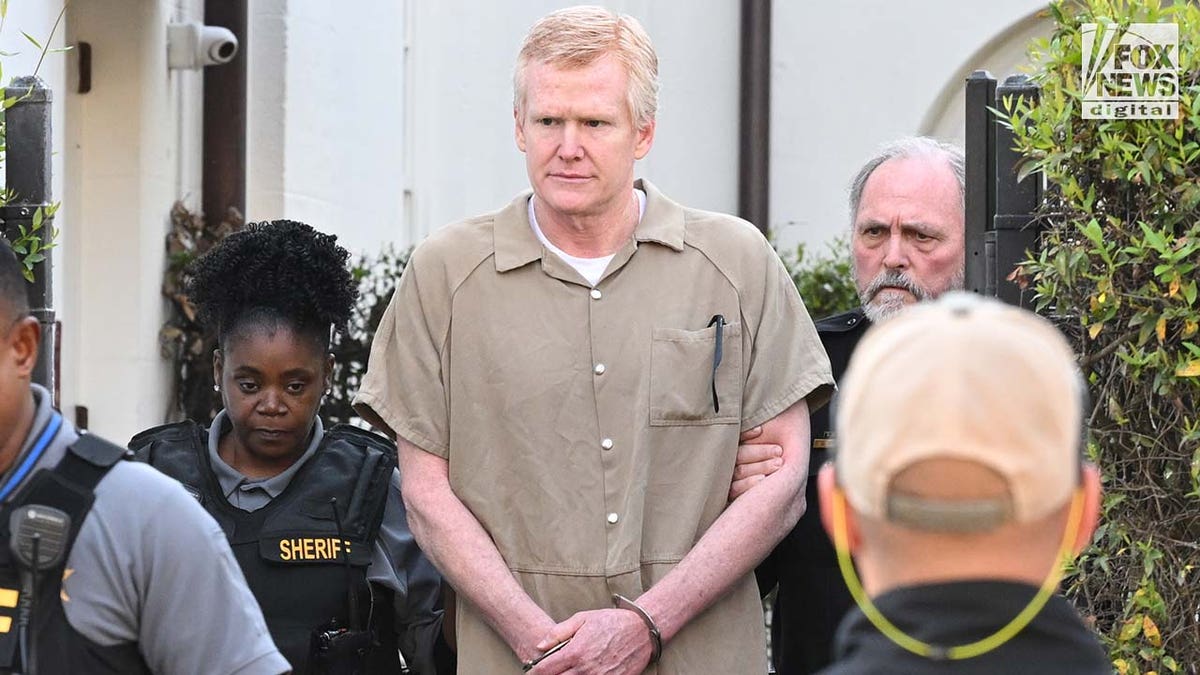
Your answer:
[213,384,220,392]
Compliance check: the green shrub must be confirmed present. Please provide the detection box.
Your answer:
[323,246,409,424]
[1006,1,1199,670]
[159,202,242,424]
[778,235,860,320]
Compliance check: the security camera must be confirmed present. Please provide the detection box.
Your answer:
[167,23,239,70]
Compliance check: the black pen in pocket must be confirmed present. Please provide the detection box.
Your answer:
[708,314,725,413]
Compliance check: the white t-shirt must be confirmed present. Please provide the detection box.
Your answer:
[528,189,646,287]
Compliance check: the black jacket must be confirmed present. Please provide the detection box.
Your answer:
[822,580,1110,674]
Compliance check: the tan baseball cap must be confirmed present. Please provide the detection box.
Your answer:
[835,292,1083,532]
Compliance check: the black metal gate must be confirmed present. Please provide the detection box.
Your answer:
[0,75,57,402]
[964,70,1043,308]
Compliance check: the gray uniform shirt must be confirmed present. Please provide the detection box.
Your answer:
[3,386,289,675]
[207,411,442,672]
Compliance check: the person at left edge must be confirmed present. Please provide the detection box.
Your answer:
[0,235,290,674]
[129,221,444,674]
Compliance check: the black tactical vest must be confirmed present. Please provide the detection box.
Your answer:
[0,434,151,675]
[131,421,399,674]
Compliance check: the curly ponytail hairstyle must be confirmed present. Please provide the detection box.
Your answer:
[186,220,357,349]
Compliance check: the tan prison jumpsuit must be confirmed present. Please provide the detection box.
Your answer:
[356,179,833,673]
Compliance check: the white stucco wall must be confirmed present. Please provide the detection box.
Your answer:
[771,0,1048,252]
[247,0,407,258]
[246,0,287,231]
[921,11,1052,142]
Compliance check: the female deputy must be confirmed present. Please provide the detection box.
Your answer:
[130,221,443,674]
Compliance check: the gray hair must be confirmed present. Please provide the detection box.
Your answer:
[847,137,965,225]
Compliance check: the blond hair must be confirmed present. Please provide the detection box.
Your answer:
[513,6,659,128]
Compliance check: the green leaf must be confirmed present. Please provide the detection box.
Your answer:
[1139,222,1168,252]
[20,31,40,50]
[1083,183,1097,211]
[1016,158,1041,184]
[1081,218,1105,246]
[1117,615,1143,641]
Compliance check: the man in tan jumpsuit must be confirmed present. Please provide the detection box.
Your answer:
[355,6,832,673]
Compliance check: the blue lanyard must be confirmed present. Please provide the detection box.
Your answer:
[0,412,63,502]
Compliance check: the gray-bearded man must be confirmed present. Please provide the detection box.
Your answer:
[738,138,966,674]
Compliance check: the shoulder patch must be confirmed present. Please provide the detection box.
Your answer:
[69,433,132,468]
[815,307,867,333]
[180,482,204,503]
[324,424,397,459]
[128,420,202,450]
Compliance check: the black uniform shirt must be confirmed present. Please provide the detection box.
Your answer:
[822,580,1110,674]
[807,307,870,474]
[761,308,869,674]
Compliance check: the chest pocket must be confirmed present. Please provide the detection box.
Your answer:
[649,321,743,426]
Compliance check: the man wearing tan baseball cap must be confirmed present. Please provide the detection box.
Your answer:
[816,292,1110,673]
